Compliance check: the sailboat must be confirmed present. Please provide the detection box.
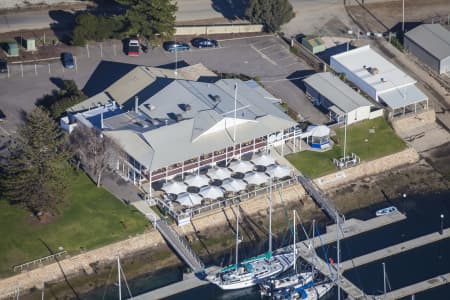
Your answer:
[260,210,314,296]
[207,182,294,290]
[272,219,334,300]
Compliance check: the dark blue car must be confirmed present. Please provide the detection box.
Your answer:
[191,38,218,48]
[61,52,74,69]
[163,41,190,53]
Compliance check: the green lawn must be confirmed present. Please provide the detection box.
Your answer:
[0,171,148,277]
[286,117,406,178]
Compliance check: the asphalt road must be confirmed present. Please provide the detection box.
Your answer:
[0,0,353,35]
[0,35,327,137]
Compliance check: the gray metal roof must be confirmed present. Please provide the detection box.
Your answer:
[405,24,450,60]
[99,78,295,171]
[303,72,373,113]
[379,85,428,110]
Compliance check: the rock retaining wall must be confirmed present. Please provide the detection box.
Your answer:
[314,148,420,190]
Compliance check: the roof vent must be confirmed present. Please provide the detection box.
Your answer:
[209,94,221,102]
[135,121,148,128]
[149,118,160,126]
[368,67,379,75]
[175,114,183,122]
[146,103,156,111]
[380,77,386,82]
[180,103,191,112]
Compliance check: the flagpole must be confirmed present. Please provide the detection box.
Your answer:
[233,82,237,143]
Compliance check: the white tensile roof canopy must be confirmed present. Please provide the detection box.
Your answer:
[162,181,188,194]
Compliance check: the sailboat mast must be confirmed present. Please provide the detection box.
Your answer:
[293,210,296,272]
[336,213,341,300]
[233,82,237,143]
[235,205,239,268]
[269,177,272,255]
[118,256,122,300]
[383,262,387,298]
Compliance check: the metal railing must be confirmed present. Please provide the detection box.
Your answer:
[155,177,298,224]
[13,251,67,273]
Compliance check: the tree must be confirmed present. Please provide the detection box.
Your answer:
[37,80,86,120]
[116,0,177,43]
[1,108,69,215]
[72,13,124,46]
[245,0,295,32]
[69,126,123,187]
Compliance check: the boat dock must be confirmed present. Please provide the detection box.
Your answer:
[341,228,450,271]
[130,267,218,300]
[297,174,344,224]
[377,272,450,299]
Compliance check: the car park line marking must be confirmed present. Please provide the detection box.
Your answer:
[250,44,277,66]
[257,44,277,51]
[0,125,10,136]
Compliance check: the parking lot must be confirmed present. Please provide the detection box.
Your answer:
[0,35,327,137]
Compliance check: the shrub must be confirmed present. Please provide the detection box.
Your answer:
[72,13,124,46]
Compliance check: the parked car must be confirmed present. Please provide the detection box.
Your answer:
[163,41,190,52]
[127,38,140,56]
[0,59,8,73]
[0,109,5,122]
[191,38,218,48]
[61,52,74,69]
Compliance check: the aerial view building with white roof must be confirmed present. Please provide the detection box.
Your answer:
[64,64,298,192]
[330,45,428,117]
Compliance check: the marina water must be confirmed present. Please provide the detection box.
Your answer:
[83,190,450,299]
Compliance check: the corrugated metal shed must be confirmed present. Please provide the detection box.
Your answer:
[405,24,450,60]
[302,37,326,54]
[303,72,372,113]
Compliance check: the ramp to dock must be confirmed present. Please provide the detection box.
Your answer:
[297,174,344,224]
[155,219,204,273]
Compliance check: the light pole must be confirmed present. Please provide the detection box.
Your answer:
[402,0,405,32]
[440,214,444,235]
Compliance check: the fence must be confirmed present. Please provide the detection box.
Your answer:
[155,177,298,225]
[175,24,264,36]
[13,250,67,273]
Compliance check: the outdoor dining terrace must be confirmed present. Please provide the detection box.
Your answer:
[151,152,298,225]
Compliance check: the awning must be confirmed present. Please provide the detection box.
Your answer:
[379,85,428,110]
[184,174,210,188]
[266,164,292,179]
[221,178,247,193]
[229,160,255,173]
[207,167,232,180]
[176,192,203,207]
[251,153,276,167]
[199,185,224,199]
[162,181,187,194]
[244,171,269,185]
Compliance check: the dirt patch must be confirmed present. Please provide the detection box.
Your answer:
[329,161,450,213]
[0,28,71,63]
[347,0,450,33]
[421,142,450,180]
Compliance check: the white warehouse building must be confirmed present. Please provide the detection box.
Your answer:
[330,45,428,117]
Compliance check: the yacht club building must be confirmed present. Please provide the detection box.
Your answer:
[63,64,298,194]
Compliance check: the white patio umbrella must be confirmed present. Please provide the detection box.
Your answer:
[199,185,224,199]
[184,174,210,188]
[251,153,276,167]
[221,178,247,193]
[162,181,187,194]
[244,171,269,185]
[176,192,203,207]
[266,164,292,179]
[229,160,254,173]
[207,167,232,180]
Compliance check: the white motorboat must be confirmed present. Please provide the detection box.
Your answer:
[376,206,398,217]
